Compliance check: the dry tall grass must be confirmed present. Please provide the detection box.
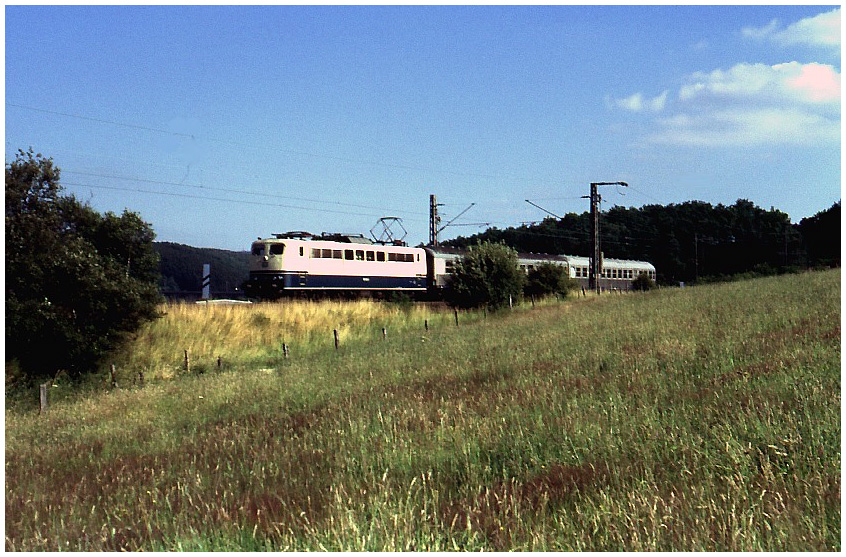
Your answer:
[115,299,452,379]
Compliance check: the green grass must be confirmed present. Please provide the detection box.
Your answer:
[5,270,840,550]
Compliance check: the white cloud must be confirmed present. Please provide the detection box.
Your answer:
[742,8,841,50]
[610,90,668,113]
[680,62,841,107]
[648,62,840,147]
[611,9,841,148]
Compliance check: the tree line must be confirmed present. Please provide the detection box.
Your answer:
[445,199,840,285]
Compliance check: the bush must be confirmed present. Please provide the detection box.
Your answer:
[6,149,162,380]
[632,273,657,291]
[525,262,577,298]
[445,242,525,310]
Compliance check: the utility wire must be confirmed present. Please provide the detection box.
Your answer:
[7,103,196,139]
[8,101,568,186]
[62,170,432,218]
[61,181,426,222]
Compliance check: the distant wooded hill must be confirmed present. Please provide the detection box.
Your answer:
[445,199,840,285]
[155,242,250,298]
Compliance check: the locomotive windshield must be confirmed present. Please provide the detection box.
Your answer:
[252,242,285,256]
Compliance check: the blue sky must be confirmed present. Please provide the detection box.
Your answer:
[5,5,840,251]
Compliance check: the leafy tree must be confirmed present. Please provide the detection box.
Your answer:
[6,149,162,380]
[446,242,525,310]
[525,262,576,298]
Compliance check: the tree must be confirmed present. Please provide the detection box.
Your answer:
[6,149,162,380]
[798,201,840,268]
[525,262,576,298]
[445,242,525,310]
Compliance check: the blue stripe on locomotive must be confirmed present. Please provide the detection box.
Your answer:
[251,272,426,290]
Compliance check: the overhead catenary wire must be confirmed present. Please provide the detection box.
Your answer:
[7,101,570,187]
[62,170,432,218]
[60,181,424,221]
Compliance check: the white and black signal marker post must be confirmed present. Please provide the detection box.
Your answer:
[201,264,211,300]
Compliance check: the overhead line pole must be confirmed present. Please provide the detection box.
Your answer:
[583,182,628,295]
[429,194,443,246]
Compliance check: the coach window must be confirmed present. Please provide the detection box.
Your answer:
[312,248,321,258]
[332,250,341,259]
[388,253,397,262]
[377,251,386,262]
[355,250,365,261]
[345,249,354,260]
[366,251,375,261]
[270,244,284,255]
[321,249,331,258]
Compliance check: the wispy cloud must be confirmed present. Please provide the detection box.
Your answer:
[649,107,840,147]
[742,8,840,50]
[609,91,668,113]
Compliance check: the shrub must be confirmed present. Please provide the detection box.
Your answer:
[525,262,577,298]
[632,273,657,291]
[446,242,525,310]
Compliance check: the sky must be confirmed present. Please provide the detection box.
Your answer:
[5,5,841,252]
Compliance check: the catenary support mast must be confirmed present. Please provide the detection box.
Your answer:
[584,182,628,294]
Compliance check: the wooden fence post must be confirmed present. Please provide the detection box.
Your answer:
[282,343,289,359]
[424,319,429,331]
[39,382,48,413]
[454,308,459,326]
[334,329,340,350]
[109,364,118,389]
[382,327,387,341]
[184,350,190,374]
[217,356,222,372]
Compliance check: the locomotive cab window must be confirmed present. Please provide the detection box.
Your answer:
[269,244,284,255]
[252,244,265,256]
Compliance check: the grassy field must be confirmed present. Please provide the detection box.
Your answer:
[5,270,840,550]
